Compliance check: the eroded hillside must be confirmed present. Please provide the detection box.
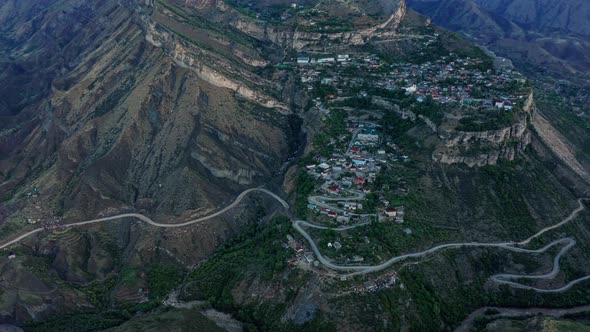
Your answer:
[0,0,589,331]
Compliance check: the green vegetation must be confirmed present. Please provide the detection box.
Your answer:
[111,307,225,332]
[147,264,183,299]
[0,217,25,240]
[295,170,317,218]
[81,277,116,307]
[457,111,518,132]
[23,310,131,332]
[332,96,372,109]
[184,216,292,309]
[300,19,353,33]
[312,82,337,99]
[313,110,347,157]
[94,77,136,117]
[412,95,444,125]
[182,214,337,331]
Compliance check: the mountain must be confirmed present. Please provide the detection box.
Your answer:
[0,0,302,221]
[407,0,590,73]
[475,0,590,38]
[0,0,590,331]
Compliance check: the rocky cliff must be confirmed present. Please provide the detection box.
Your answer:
[374,92,534,167]
[433,92,534,167]
[290,0,407,50]
[0,0,299,222]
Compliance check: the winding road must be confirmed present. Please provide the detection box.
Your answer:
[455,304,590,332]
[0,187,588,292]
[491,237,590,293]
[0,188,288,251]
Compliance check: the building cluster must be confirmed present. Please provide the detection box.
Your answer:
[352,271,399,293]
[381,56,528,110]
[294,51,527,114]
[22,187,63,227]
[304,122,406,224]
[285,234,320,268]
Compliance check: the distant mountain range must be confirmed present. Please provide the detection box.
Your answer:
[407,0,590,74]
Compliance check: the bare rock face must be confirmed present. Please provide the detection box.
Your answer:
[290,0,407,50]
[374,92,534,167]
[0,0,299,221]
[432,93,535,167]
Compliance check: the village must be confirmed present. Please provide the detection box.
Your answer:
[275,42,528,292]
[302,121,407,225]
[293,50,529,115]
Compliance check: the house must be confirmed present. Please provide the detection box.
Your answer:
[333,241,342,250]
[328,211,338,218]
[350,147,361,154]
[297,56,310,64]
[385,207,397,218]
[495,100,505,108]
[357,128,379,142]
[337,54,350,62]
[363,280,378,291]
[318,57,335,63]
[337,215,351,223]
[405,84,417,93]
[352,158,367,166]
[344,202,362,210]
[354,176,366,185]
[327,185,340,193]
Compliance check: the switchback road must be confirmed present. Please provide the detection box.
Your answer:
[0,188,588,292]
[295,198,590,291]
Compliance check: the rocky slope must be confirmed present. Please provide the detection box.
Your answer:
[0,0,307,322]
[433,93,534,167]
[475,0,590,38]
[374,92,535,167]
[407,0,590,73]
[0,0,300,222]
[1,0,588,329]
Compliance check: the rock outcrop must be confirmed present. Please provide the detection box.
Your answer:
[374,92,534,167]
[290,0,407,50]
[433,93,534,167]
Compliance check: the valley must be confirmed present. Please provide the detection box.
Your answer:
[0,0,589,331]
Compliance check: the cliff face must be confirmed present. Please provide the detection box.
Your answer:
[433,93,534,167]
[0,0,298,221]
[290,0,407,50]
[374,92,534,168]
[191,0,407,51]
